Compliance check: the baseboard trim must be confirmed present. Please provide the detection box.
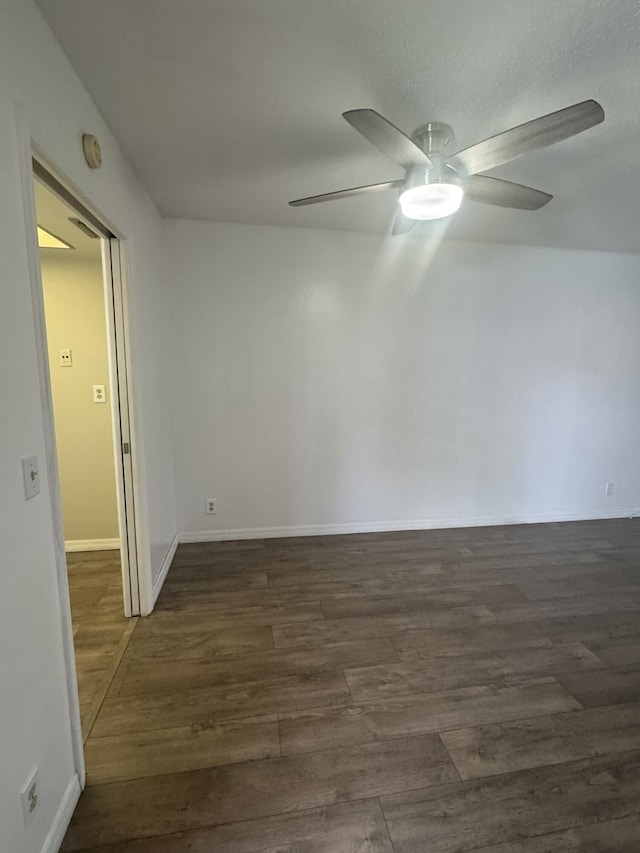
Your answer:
[179,507,639,544]
[41,773,80,853]
[151,533,179,607]
[65,538,120,552]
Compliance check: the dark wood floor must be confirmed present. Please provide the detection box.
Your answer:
[61,519,640,851]
[67,550,130,740]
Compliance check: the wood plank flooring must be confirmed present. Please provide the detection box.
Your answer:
[61,519,640,851]
[66,550,129,740]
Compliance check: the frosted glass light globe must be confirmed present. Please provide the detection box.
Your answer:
[399,182,464,220]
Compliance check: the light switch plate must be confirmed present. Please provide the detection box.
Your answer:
[21,455,40,500]
[20,767,39,828]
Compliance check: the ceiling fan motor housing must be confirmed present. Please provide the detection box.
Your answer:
[402,163,464,194]
[411,121,454,157]
[402,121,466,219]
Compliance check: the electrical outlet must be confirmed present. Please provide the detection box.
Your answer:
[605,482,615,497]
[93,384,106,404]
[59,348,72,367]
[20,768,39,828]
[206,498,217,515]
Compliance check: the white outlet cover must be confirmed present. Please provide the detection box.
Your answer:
[59,348,72,367]
[21,455,40,500]
[206,498,217,514]
[93,384,106,403]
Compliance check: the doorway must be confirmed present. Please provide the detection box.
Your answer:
[31,160,141,743]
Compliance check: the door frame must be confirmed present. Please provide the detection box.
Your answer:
[102,237,142,615]
[14,104,145,784]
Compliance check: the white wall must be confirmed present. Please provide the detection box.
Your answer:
[0,1,177,850]
[41,253,119,543]
[166,220,640,538]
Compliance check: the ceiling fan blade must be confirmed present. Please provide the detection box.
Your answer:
[391,211,417,235]
[343,109,433,169]
[289,179,402,207]
[465,175,552,210]
[449,100,604,176]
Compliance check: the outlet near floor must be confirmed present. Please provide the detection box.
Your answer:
[606,482,615,497]
[206,498,217,515]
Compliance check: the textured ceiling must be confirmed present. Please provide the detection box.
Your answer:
[35,0,640,252]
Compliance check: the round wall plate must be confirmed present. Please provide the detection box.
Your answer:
[82,133,102,169]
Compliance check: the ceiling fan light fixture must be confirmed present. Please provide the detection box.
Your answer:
[399,180,464,221]
[289,101,604,229]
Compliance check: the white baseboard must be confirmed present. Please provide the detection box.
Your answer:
[151,533,179,606]
[179,507,639,544]
[41,773,80,853]
[65,538,120,552]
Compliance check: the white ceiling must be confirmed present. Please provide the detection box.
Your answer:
[35,0,640,252]
[34,180,102,259]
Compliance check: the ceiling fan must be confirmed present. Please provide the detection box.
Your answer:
[289,100,604,234]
